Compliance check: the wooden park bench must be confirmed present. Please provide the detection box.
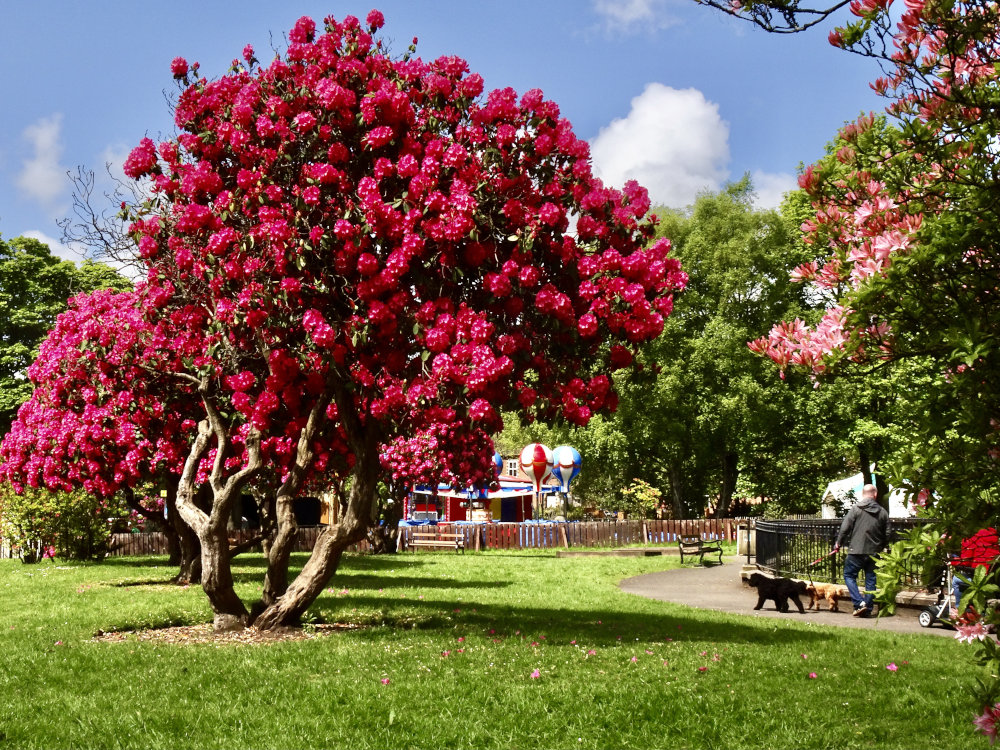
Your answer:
[408,531,465,553]
[677,534,723,565]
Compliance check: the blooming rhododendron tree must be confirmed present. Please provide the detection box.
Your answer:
[5,12,684,631]
[0,288,204,580]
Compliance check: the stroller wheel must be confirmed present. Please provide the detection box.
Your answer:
[918,608,934,628]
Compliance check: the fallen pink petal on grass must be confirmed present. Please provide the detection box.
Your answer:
[698,666,708,672]
[530,669,540,679]
[630,656,638,663]
[886,662,898,672]
[381,678,390,685]
[809,672,818,679]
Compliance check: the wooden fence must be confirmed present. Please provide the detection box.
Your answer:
[402,518,739,552]
[106,526,365,557]
[100,518,739,557]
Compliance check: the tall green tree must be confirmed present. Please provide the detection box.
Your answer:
[0,236,131,434]
[621,178,820,517]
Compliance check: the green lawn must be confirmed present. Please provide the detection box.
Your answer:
[0,551,978,749]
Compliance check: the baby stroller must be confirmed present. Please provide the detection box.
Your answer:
[918,563,956,628]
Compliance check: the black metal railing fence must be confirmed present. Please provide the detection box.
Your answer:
[755,518,933,585]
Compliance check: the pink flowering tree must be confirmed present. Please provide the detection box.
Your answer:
[701,0,1000,732]
[9,12,684,631]
[0,288,205,580]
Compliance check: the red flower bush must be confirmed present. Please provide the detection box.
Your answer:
[3,11,685,631]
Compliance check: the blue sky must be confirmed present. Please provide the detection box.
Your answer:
[0,0,882,262]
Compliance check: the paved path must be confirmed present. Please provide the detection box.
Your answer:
[619,557,954,637]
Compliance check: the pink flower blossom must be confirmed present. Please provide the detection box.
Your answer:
[530,669,540,679]
[170,57,188,78]
[809,672,818,679]
[380,678,390,685]
[975,703,1000,744]
[886,663,898,671]
[956,622,991,643]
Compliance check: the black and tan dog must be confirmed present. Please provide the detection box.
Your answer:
[806,582,850,612]
[747,572,807,613]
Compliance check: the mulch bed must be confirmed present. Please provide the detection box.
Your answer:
[91,622,361,646]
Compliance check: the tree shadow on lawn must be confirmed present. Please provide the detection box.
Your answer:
[318,593,846,648]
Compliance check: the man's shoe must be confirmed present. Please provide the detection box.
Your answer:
[852,606,870,617]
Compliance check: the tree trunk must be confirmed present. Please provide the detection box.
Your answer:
[718,451,738,519]
[261,493,298,606]
[200,526,249,631]
[668,462,686,520]
[253,485,278,560]
[164,476,202,584]
[260,399,329,607]
[367,490,403,554]
[253,430,380,630]
[859,445,873,486]
[176,531,202,585]
[173,412,260,631]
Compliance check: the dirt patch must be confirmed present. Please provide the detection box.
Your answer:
[91,622,361,646]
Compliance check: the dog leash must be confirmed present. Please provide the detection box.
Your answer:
[805,549,839,588]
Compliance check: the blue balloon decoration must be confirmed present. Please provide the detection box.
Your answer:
[552,445,582,489]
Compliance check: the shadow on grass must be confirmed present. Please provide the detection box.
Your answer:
[315,593,843,647]
[84,554,874,648]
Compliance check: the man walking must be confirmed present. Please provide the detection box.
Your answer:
[833,484,889,617]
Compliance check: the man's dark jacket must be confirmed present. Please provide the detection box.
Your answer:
[835,497,889,555]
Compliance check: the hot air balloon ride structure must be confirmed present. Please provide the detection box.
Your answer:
[552,445,582,491]
[404,444,579,523]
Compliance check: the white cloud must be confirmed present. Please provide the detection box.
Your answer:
[593,0,675,32]
[19,230,84,264]
[16,114,69,211]
[590,83,730,210]
[751,170,798,210]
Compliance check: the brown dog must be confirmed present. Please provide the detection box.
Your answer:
[806,582,849,612]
